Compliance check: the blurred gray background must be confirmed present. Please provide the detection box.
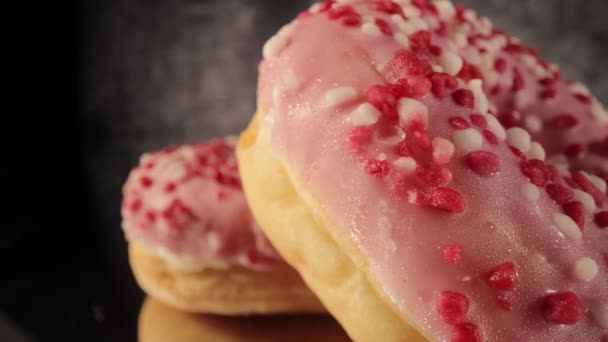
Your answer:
[4,1,605,341]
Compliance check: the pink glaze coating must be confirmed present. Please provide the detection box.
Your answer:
[121,137,280,271]
[259,1,608,340]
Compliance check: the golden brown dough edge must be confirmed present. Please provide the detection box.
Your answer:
[137,297,350,342]
[236,112,430,342]
[128,243,325,315]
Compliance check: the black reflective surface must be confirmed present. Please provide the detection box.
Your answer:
[3,0,607,341]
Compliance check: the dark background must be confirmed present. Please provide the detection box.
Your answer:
[3,0,607,341]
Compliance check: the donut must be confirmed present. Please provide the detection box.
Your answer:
[236,0,608,340]
[121,137,324,314]
[138,297,349,342]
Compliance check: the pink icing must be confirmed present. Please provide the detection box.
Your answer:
[259,1,608,340]
[121,137,281,271]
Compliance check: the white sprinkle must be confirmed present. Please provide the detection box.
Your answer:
[506,127,532,153]
[552,213,583,241]
[432,65,445,73]
[484,114,507,141]
[393,32,410,48]
[376,126,406,145]
[514,90,534,110]
[432,137,455,165]
[452,128,483,153]
[439,51,464,76]
[207,232,222,251]
[158,159,187,182]
[463,9,476,21]
[528,142,546,161]
[409,17,428,31]
[398,98,428,130]
[591,305,608,329]
[349,103,381,126]
[361,22,382,37]
[177,146,195,160]
[452,32,467,48]
[573,190,597,213]
[461,276,472,282]
[393,157,417,175]
[468,79,489,114]
[378,153,388,161]
[309,2,323,13]
[521,183,540,202]
[524,115,543,133]
[401,4,422,18]
[573,257,599,281]
[568,82,591,96]
[434,0,456,20]
[262,34,288,59]
[590,99,608,124]
[282,70,300,90]
[521,54,537,69]
[587,174,607,194]
[139,153,154,166]
[324,86,358,108]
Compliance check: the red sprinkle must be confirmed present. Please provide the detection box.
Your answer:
[563,201,585,229]
[163,182,176,193]
[417,163,452,186]
[393,140,412,157]
[413,129,432,150]
[498,111,520,128]
[348,126,373,147]
[366,85,398,121]
[485,262,518,291]
[574,93,592,104]
[457,63,483,83]
[384,50,432,81]
[405,75,432,97]
[520,160,548,186]
[328,5,357,20]
[364,159,390,177]
[542,292,587,324]
[442,244,463,264]
[430,45,443,56]
[496,293,513,311]
[565,144,583,159]
[125,198,142,213]
[409,187,466,213]
[140,176,153,188]
[483,130,498,145]
[469,114,487,128]
[438,291,470,325]
[466,151,500,176]
[595,211,608,228]
[430,72,459,98]
[160,199,196,228]
[144,210,156,222]
[452,89,475,108]
[452,323,481,342]
[510,146,527,162]
[490,84,501,96]
[511,68,524,92]
[410,30,432,52]
[539,88,557,100]
[545,183,574,205]
[449,117,470,130]
[370,1,403,15]
[375,18,392,35]
[494,58,507,73]
[552,114,579,129]
[572,172,604,206]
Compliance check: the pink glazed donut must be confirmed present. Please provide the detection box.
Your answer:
[237,0,608,341]
[121,137,324,314]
